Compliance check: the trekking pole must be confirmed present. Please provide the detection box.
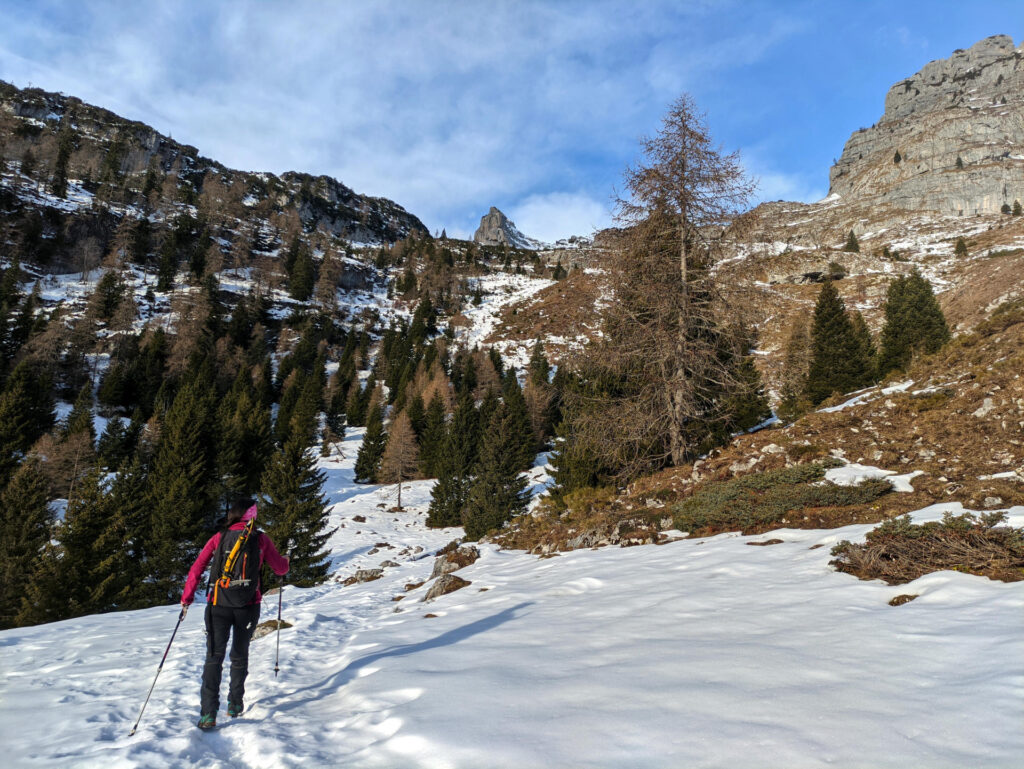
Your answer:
[274,579,283,677]
[129,604,188,737]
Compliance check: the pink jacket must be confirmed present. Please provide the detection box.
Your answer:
[182,522,290,605]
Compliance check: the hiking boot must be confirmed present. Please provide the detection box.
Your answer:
[227,701,244,718]
[197,713,217,730]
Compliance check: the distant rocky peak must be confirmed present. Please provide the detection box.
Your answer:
[473,206,542,249]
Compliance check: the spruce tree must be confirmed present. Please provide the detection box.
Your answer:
[22,466,110,622]
[724,356,772,432]
[418,393,447,478]
[849,310,877,381]
[65,382,96,442]
[50,122,74,199]
[426,393,479,527]
[804,281,872,405]
[843,230,860,253]
[89,458,149,611]
[353,403,387,483]
[877,271,950,377]
[0,459,53,628]
[502,372,537,471]
[954,237,968,258]
[0,361,55,480]
[528,340,551,385]
[406,393,426,439]
[145,376,217,602]
[289,246,316,301]
[259,438,332,586]
[463,405,530,541]
[1014,200,1022,216]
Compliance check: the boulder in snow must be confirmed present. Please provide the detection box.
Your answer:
[430,545,480,579]
[423,574,472,601]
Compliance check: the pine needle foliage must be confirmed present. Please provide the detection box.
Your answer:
[463,404,530,541]
[877,271,950,378]
[804,281,873,405]
[259,438,333,587]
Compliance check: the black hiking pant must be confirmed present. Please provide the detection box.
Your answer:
[201,603,260,715]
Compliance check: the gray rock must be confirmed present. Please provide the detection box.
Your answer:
[343,568,384,585]
[473,207,541,249]
[430,545,480,579]
[828,35,1024,219]
[422,574,471,601]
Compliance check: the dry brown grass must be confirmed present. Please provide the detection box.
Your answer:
[831,512,1024,584]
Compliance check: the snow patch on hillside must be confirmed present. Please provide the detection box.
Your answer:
[2,428,1022,768]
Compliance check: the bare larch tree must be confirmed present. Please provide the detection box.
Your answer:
[569,93,757,475]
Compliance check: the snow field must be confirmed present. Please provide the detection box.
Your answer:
[1,427,1022,768]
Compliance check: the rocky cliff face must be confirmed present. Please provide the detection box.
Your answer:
[829,35,1024,217]
[473,206,541,249]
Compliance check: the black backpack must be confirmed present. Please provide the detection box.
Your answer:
[207,525,262,607]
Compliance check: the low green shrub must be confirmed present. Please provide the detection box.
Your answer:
[671,458,887,533]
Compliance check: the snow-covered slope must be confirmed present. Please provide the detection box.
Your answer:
[2,427,1022,768]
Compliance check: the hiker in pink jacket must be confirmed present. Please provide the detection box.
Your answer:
[182,498,289,729]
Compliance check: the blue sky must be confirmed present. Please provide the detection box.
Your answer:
[0,1,1019,241]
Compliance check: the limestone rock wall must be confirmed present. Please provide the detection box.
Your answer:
[829,35,1024,217]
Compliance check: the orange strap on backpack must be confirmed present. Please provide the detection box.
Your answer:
[212,518,255,604]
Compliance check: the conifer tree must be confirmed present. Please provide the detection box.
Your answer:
[353,403,387,483]
[849,310,877,381]
[843,230,860,252]
[288,246,316,301]
[954,237,968,258]
[65,382,96,442]
[463,405,530,540]
[379,411,419,509]
[20,147,36,178]
[97,416,134,468]
[528,340,551,386]
[50,121,74,199]
[406,393,426,439]
[502,372,537,471]
[87,458,149,612]
[418,393,447,478]
[804,281,872,405]
[0,361,55,480]
[15,541,65,626]
[0,459,53,628]
[289,370,323,449]
[19,466,109,623]
[777,316,812,423]
[723,355,772,432]
[426,393,479,527]
[877,271,950,377]
[259,438,332,587]
[1014,200,1022,216]
[145,375,217,601]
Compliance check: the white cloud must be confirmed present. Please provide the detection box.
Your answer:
[0,0,803,233]
[509,192,614,243]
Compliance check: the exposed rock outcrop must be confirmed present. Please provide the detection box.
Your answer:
[430,545,480,579]
[422,574,471,601]
[473,206,541,249]
[829,35,1024,217]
